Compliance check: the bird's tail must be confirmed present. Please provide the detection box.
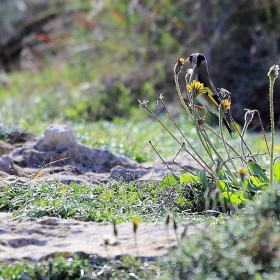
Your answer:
[222,117,233,137]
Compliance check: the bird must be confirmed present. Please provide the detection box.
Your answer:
[187,53,233,136]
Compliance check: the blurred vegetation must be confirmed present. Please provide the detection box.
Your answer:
[1,187,280,279]
[0,0,279,129]
[162,187,280,279]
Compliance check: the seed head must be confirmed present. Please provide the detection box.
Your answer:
[268,64,280,80]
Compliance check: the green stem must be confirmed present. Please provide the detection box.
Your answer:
[159,98,213,172]
[204,123,245,162]
[267,64,279,186]
[269,76,275,186]
[201,124,238,184]
[220,129,240,187]
[174,72,215,164]
[219,108,238,175]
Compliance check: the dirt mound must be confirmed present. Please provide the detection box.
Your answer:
[0,124,200,184]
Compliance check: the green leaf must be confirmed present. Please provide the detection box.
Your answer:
[161,174,180,187]
[40,199,47,207]
[221,192,245,205]
[232,191,245,200]
[217,180,229,192]
[219,170,237,185]
[243,177,259,191]
[274,161,280,182]
[247,160,269,183]
[176,196,186,206]
[253,273,263,280]
[180,173,199,183]
[249,175,268,190]
[219,170,227,180]
[198,169,208,188]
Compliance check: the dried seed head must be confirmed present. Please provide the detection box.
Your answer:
[173,220,178,231]
[165,213,170,226]
[113,222,118,237]
[138,99,149,108]
[268,64,280,80]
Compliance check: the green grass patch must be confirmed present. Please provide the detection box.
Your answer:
[0,255,159,279]
[0,179,205,223]
[1,188,280,279]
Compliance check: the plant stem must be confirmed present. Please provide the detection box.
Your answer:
[219,108,238,175]
[174,71,215,164]
[158,97,213,172]
[269,79,274,186]
[268,64,279,186]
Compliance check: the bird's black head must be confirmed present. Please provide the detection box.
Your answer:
[188,53,206,69]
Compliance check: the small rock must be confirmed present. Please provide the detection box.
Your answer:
[0,156,14,174]
[110,166,150,182]
[0,141,14,157]
[37,124,78,152]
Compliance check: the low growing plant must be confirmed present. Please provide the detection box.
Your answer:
[0,179,205,223]
[161,187,280,279]
[0,255,159,279]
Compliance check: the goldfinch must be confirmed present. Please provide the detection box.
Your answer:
[187,53,233,137]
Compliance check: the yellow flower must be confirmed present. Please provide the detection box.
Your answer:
[174,57,186,75]
[132,219,139,233]
[239,168,247,176]
[238,168,247,181]
[186,80,207,96]
[220,99,231,111]
[177,57,185,66]
[274,145,280,151]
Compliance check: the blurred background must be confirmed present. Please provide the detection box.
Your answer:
[0,0,279,130]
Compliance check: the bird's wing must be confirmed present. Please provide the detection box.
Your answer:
[205,88,219,107]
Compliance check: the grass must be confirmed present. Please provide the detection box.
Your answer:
[1,187,280,279]
[0,255,159,279]
[0,177,205,224]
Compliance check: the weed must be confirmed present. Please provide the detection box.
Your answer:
[139,59,280,210]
